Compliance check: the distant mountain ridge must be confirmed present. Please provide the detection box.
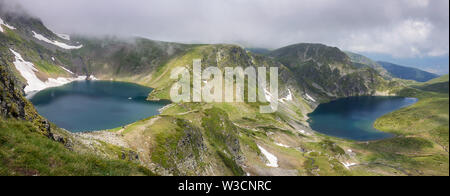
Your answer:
[377,61,439,82]
[345,51,391,79]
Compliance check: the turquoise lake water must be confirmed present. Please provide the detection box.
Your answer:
[30,81,169,132]
[307,96,417,141]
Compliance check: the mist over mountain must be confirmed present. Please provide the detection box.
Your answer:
[1,0,448,56]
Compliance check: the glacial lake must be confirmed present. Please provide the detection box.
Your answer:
[30,81,169,132]
[307,96,417,141]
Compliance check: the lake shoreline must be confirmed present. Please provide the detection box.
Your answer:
[307,96,418,141]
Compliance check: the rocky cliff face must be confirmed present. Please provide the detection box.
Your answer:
[0,57,52,137]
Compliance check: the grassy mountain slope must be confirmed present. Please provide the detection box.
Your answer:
[61,37,193,78]
[0,119,155,176]
[378,61,439,82]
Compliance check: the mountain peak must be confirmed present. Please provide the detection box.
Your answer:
[269,43,350,65]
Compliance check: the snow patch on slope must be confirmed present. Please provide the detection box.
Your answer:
[275,142,290,148]
[257,145,279,167]
[9,49,85,95]
[305,93,316,102]
[342,162,357,169]
[264,88,295,104]
[32,31,82,50]
[279,89,293,103]
[297,129,311,136]
[60,66,74,74]
[0,17,16,32]
[263,89,272,102]
[55,33,70,40]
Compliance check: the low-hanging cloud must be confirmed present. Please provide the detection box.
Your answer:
[2,0,449,58]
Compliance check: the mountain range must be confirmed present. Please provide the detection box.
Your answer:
[1,9,448,176]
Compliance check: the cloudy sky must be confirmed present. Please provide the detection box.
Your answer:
[3,0,449,73]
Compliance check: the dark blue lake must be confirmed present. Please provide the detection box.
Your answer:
[30,81,169,132]
[307,96,417,141]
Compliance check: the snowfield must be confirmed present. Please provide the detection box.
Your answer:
[9,49,87,95]
[257,145,279,167]
[0,17,16,32]
[32,31,82,50]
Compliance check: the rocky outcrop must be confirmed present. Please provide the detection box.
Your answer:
[0,62,26,119]
[151,118,209,176]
